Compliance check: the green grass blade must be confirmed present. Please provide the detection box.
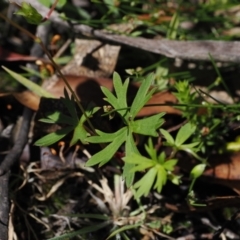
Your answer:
[2,66,53,98]
[106,223,141,240]
[48,221,111,240]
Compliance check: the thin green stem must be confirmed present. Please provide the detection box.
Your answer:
[189,178,196,193]
[0,13,96,135]
[102,102,240,117]
[39,41,96,134]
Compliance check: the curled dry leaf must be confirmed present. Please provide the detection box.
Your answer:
[203,152,240,194]
[16,75,179,116]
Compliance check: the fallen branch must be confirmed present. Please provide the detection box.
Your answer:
[11,0,240,63]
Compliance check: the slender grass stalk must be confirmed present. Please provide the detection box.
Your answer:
[0,12,97,135]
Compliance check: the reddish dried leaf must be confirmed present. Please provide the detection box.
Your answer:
[203,152,240,194]
[0,46,38,61]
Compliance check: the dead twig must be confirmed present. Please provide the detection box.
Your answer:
[12,0,240,63]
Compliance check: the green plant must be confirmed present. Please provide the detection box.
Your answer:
[85,72,165,187]
[187,163,207,207]
[34,90,99,146]
[32,72,166,189]
[124,138,179,198]
[173,80,231,155]
[160,121,204,161]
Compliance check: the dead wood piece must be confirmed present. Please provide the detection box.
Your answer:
[0,171,9,240]
[12,0,240,63]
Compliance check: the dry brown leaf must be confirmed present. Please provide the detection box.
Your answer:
[12,91,40,111]
[45,75,180,116]
[203,152,240,194]
[7,75,179,115]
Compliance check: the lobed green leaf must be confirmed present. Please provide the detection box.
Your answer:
[85,129,126,167]
[160,128,174,145]
[70,120,89,145]
[163,159,178,171]
[15,2,42,25]
[34,126,73,146]
[134,167,157,198]
[39,111,74,125]
[145,138,157,161]
[123,153,155,172]
[123,132,139,187]
[113,72,129,109]
[86,127,127,143]
[131,113,165,136]
[154,165,167,192]
[175,122,196,147]
[130,74,156,118]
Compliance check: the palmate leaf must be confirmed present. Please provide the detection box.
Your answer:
[87,127,127,143]
[71,120,89,145]
[85,72,168,186]
[39,111,74,125]
[101,72,129,118]
[123,133,140,187]
[124,136,178,197]
[145,138,157,160]
[130,74,156,118]
[130,113,165,136]
[163,159,178,171]
[134,167,158,198]
[160,128,174,145]
[175,122,196,147]
[113,72,129,110]
[154,165,167,192]
[85,128,126,167]
[34,126,74,146]
[123,153,155,172]
[15,2,43,25]
[101,86,118,109]
[70,105,100,145]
